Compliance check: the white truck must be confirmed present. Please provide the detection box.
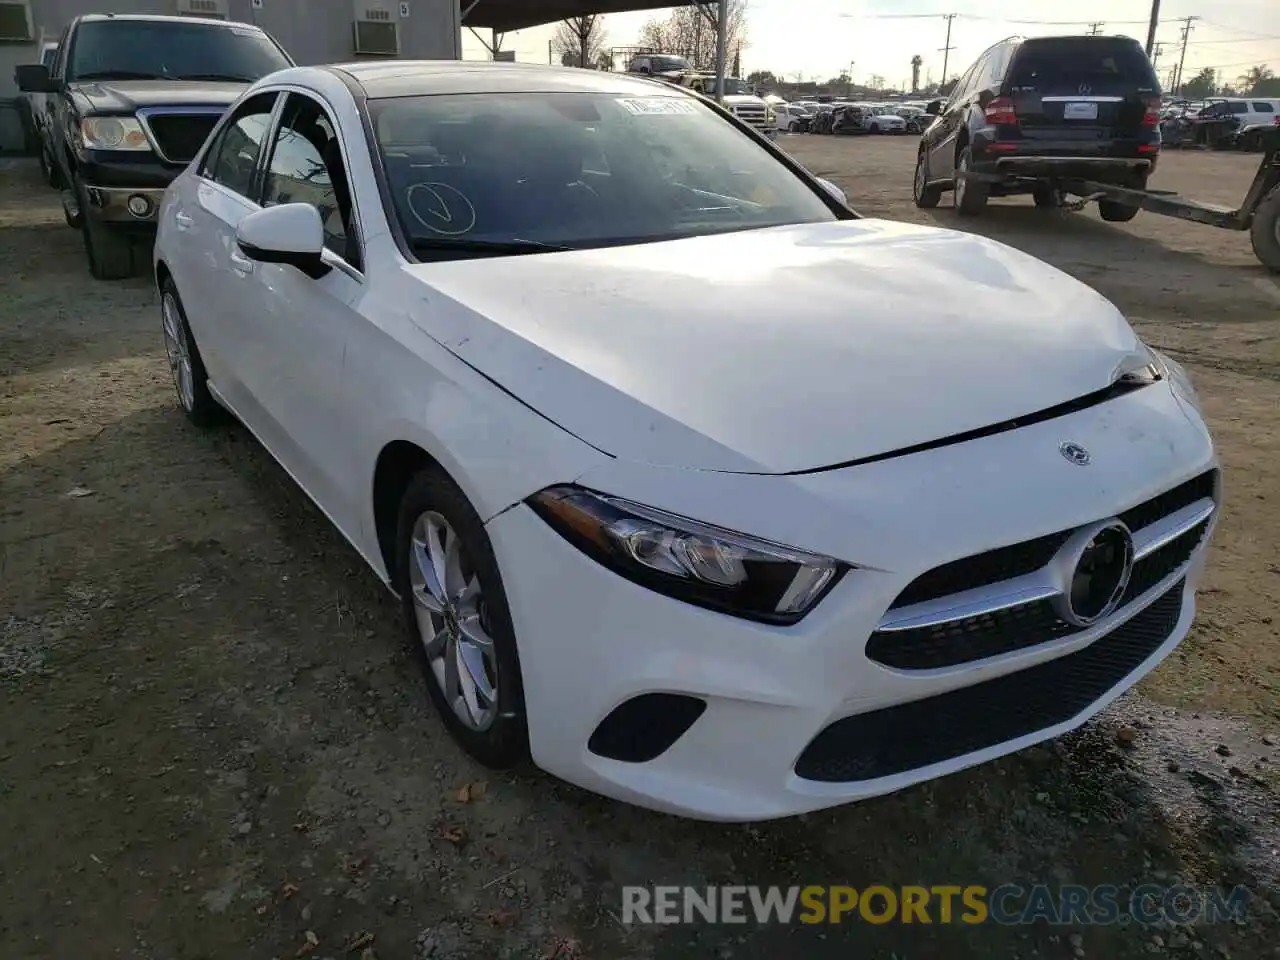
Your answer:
[680,74,775,139]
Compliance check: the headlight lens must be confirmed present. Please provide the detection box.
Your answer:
[527,486,845,624]
[80,116,151,151]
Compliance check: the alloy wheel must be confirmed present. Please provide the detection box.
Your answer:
[161,293,195,412]
[408,511,499,732]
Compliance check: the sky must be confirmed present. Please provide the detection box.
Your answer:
[460,0,1280,91]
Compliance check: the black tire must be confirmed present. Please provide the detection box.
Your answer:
[1033,183,1062,209]
[159,279,224,428]
[37,145,56,188]
[77,178,138,280]
[953,146,989,216]
[1250,185,1280,274]
[788,121,799,133]
[1098,199,1141,223]
[913,150,942,209]
[395,469,530,769]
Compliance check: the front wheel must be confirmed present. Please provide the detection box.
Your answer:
[913,150,942,209]
[1250,185,1280,274]
[396,470,530,769]
[77,179,138,280]
[160,279,224,427]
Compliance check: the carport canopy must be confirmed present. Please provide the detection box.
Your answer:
[460,0,731,103]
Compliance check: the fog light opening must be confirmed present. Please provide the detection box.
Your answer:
[127,194,153,219]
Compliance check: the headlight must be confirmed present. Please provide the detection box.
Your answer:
[527,486,845,624]
[80,116,151,151]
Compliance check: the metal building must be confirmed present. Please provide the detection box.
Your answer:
[0,0,463,151]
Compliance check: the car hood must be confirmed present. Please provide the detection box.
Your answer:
[70,80,247,113]
[406,219,1150,475]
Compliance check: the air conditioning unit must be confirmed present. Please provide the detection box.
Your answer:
[177,0,228,19]
[353,1,399,56]
[0,0,33,41]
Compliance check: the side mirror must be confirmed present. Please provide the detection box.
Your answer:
[816,177,847,206]
[235,203,330,279]
[925,99,942,115]
[15,64,55,93]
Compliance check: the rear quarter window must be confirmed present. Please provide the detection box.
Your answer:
[1007,38,1159,94]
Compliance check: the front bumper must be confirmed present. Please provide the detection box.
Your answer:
[80,185,167,224]
[76,151,180,225]
[486,382,1216,821]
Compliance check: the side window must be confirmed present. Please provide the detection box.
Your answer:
[985,43,1012,91]
[949,61,979,104]
[41,47,58,69]
[262,92,359,268]
[201,92,278,198]
[1229,102,1249,114]
[1254,102,1274,114]
[51,25,71,78]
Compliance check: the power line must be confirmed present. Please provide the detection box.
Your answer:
[1087,22,1105,36]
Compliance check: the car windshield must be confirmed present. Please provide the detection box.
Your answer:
[66,19,292,83]
[371,91,840,258]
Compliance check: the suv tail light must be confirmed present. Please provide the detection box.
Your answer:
[1143,97,1161,127]
[984,96,1017,125]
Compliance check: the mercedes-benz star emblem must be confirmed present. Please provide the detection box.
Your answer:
[1078,83,1092,95]
[1059,441,1091,466]
[1053,522,1135,627]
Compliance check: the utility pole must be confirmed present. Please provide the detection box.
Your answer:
[1144,0,1161,56]
[714,0,728,105]
[1087,22,1104,35]
[1151,42,1165,71]
[939,14,957,88]
[1172,16,1198,96]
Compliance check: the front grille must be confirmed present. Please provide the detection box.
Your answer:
[795,580,1185,783]
[145,114,221,163]
[1121,519,1209,604]
[887,469,1217,610]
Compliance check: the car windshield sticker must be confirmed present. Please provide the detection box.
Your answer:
[407,183,477,236]
[616,98,698,116]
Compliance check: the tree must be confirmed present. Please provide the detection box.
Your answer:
[638,1,748,74]
[747,69,779,88]
[910,55,923,93]
[1238,64,1278,96]
[552,15,607,69]
[1181,67,1218,99]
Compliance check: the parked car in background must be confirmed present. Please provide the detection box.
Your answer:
[15,40,60,183]
[16,13,294,280]
[863,105,907,134]
[889,103,931,134]
[1233,117,1280,152]
[775,102,812,133]
[626,53,692,81]
[913,34,1161,219]
[154,60,1217,823]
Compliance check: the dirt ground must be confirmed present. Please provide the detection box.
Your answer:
[2,138,1278,960]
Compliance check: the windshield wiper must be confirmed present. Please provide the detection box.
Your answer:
[75,70,172,81]
[174,72,259,82]
[410,237,575,258]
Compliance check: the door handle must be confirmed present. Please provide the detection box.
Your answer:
[174,211,193,230]
[229,249,255,275]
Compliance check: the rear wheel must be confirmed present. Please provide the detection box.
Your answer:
[1098,174,1146,223]
[913,150,942,209]
[1033,183,1063,209]
[1250,185,1280,274]
[160,279,224,427]
[953,146,989,216]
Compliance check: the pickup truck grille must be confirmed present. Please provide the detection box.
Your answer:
[143,113,222,164]
[731,105,768,128]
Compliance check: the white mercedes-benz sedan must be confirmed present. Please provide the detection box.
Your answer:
[153,62,1219,822]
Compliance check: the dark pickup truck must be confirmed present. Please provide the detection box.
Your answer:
[16,13,293,279]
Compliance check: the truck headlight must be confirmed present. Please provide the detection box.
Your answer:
[528,486,846,624]
[80,116,151,151]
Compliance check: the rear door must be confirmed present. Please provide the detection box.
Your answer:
[1005,36,1158,145]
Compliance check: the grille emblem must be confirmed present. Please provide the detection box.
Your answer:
[1055,522,1135,627]
[1078,83,1093,95]
[1059,441,1091,466]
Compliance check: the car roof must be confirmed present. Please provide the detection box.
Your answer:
[76,12,262,29]
[332,60,695,99]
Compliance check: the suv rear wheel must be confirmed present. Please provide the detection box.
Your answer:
[1033,183,1063,209]
[1097,173,1147,223]
[953,146,989,216]
[913,151,942,209]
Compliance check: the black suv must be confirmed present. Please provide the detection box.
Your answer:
[912,35,1162,220]
[16,14,293,279]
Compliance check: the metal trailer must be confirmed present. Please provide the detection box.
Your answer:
[1057,129,1280,274]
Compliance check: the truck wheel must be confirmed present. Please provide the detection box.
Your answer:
[953,146,989,216]
[1250,185,1280,274]
[76,180,137,281]
[1098,174,1146,223]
